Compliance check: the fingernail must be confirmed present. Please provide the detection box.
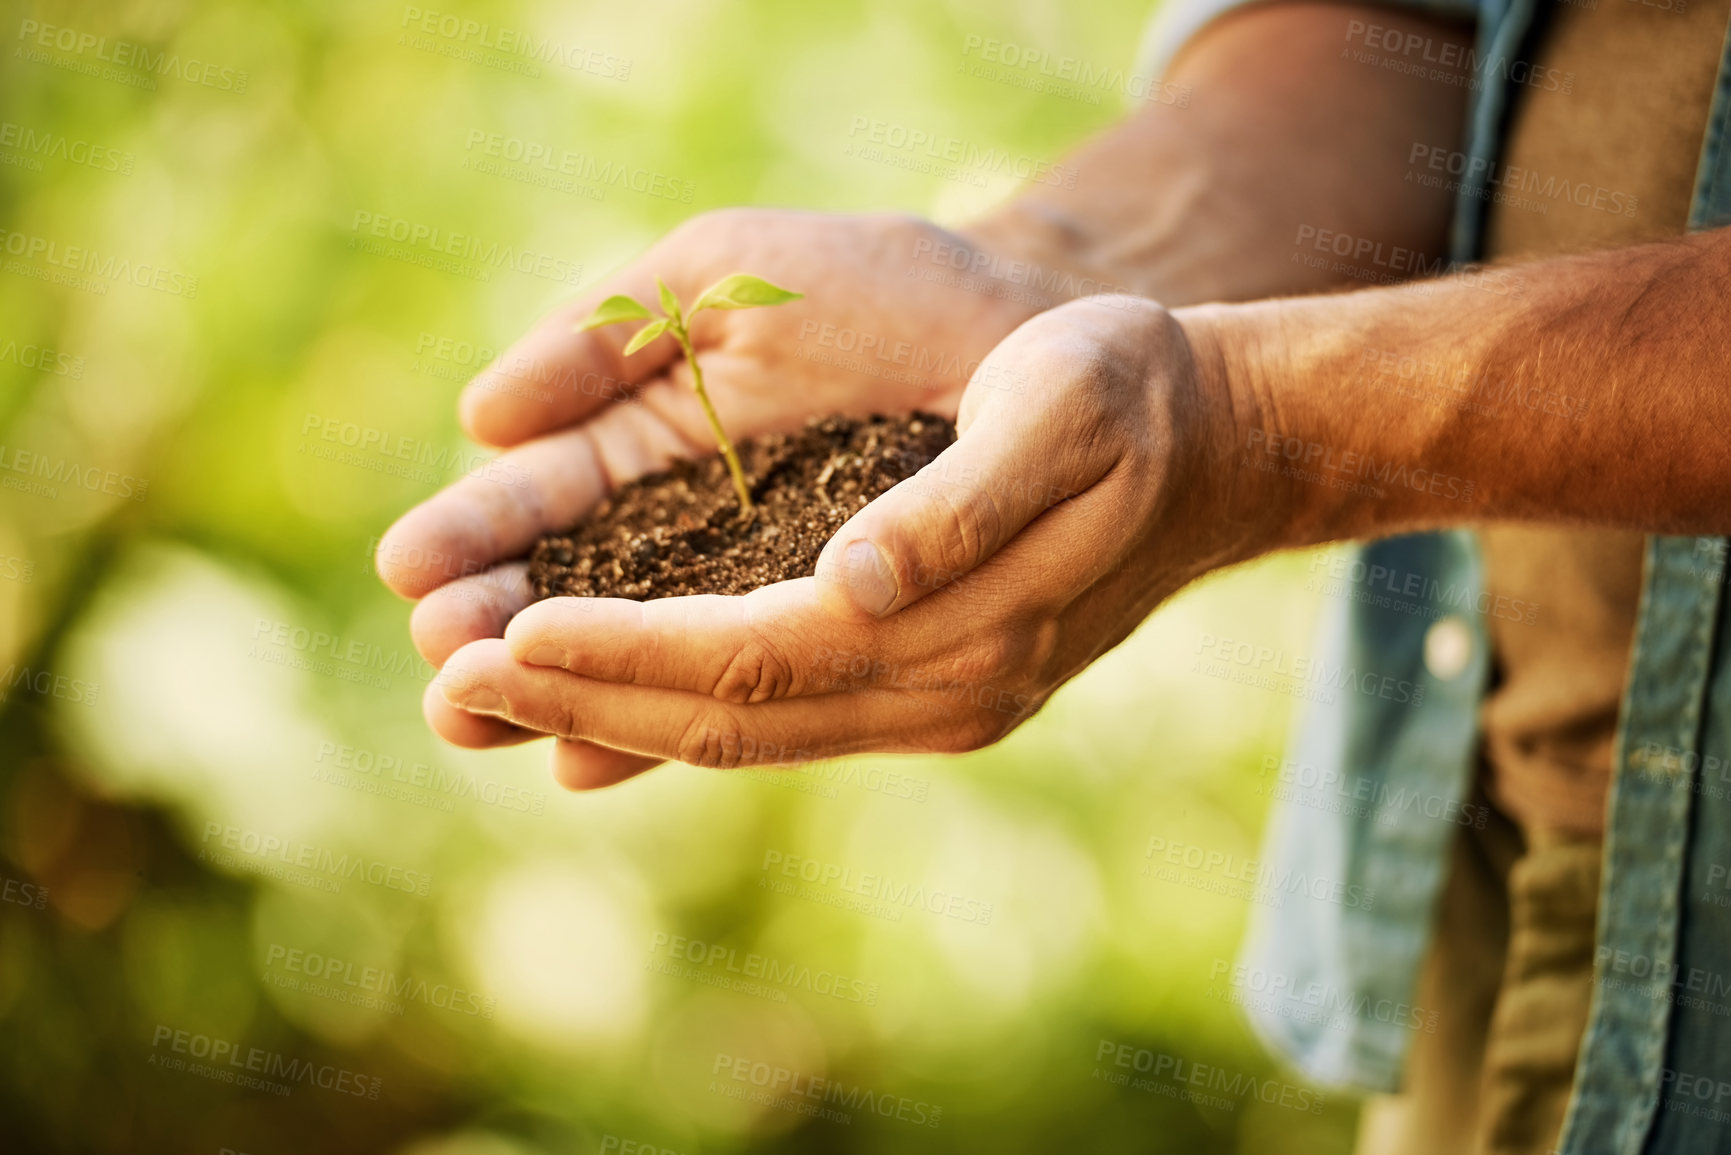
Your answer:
[524,643,566,668]
[842,540,898,617]
[444,683,505,714]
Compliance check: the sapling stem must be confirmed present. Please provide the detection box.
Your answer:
[672,326,754,513]
[575,272,802,517]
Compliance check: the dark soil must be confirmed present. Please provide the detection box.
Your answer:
[527,412,956,600]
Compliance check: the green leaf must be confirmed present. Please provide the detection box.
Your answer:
[656,277,682,323]
[621,318,671,355]
[691,273,803,314]
[575,295,652,331]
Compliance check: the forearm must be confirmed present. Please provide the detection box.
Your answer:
[1184,229,1731,552]
[963,2,1474,306]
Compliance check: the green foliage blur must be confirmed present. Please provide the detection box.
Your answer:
[0,0,1355,1151]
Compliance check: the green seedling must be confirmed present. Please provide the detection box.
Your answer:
[576,273,802,515]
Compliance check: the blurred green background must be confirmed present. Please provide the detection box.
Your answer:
[0,0,1352,1151]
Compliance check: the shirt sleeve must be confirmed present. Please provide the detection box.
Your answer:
[1132,0,1482,84]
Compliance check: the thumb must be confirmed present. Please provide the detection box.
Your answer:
[814,366,1110,619]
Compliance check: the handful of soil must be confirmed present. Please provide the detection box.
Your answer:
[527,413,956,601]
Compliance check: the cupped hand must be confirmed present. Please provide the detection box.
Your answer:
[436,296,1249,786]
[375,209,1045,778]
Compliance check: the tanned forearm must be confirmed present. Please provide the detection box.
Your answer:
[1180,230,1731,554]
[963,2,1476,306]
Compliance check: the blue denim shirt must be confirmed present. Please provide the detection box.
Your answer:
[1141,4,1731,1150]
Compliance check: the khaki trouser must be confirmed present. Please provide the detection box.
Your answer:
[1353,801,1604,1155]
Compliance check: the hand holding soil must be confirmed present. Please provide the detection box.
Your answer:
[375,209,1041,781]
[389,293,1240,790]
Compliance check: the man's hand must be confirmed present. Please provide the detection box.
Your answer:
[375,210,1046,778]
[436,297,1245,787]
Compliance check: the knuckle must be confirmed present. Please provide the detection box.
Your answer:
[921,486,1004,578]
[676,711,741,769]
[713,634,798,704]
[551,699,584,743]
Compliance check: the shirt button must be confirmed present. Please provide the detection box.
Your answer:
[1424,616,1472,681]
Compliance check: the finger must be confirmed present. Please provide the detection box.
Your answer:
[812,367,1112,620]
[549,740,665,791]
[504,580,895,701]
[460,265,677,448]
[422,679,543,749]
[375,403,697,599]
[410,562,533,666]
[414,565,541,745]
[440,638,917,765]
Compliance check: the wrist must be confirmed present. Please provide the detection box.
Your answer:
[1170,301,1319,561]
